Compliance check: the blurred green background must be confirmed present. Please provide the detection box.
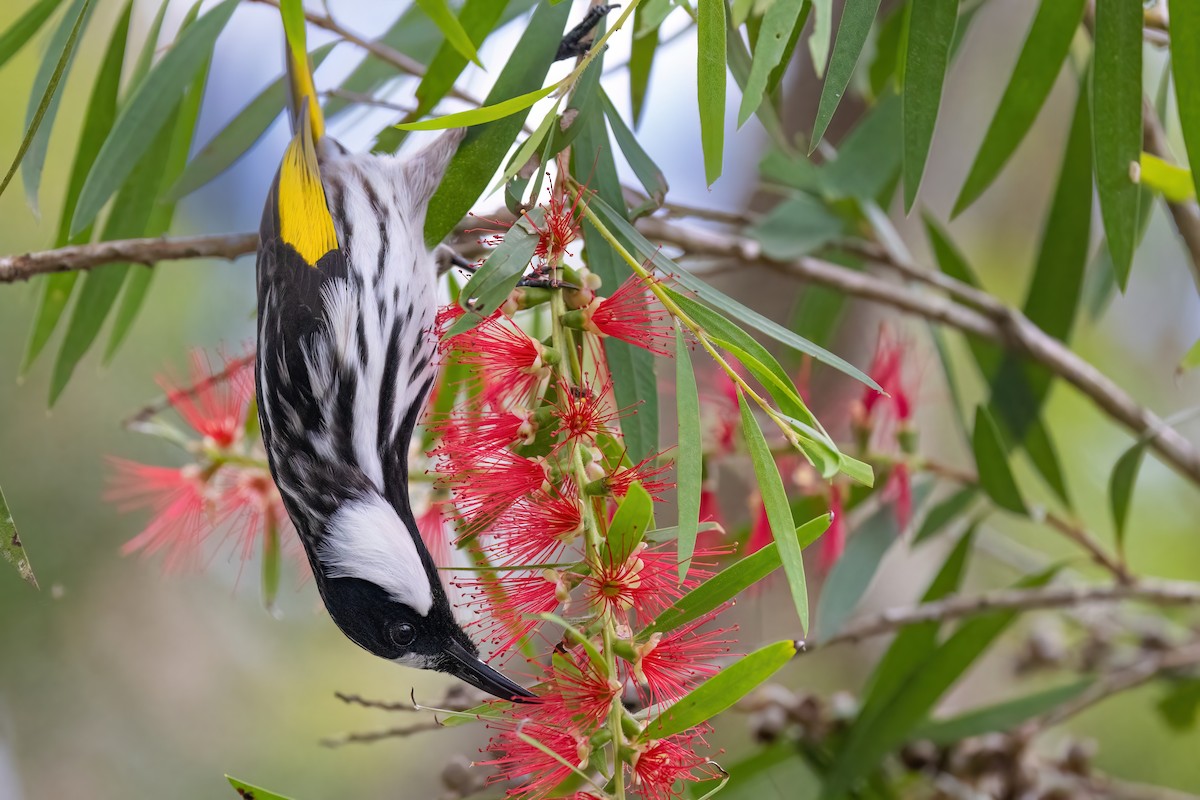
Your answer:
[2,1,1199,798]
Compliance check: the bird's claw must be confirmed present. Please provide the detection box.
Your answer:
[555,4,620,62]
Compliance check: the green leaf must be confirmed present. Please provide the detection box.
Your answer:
[808,0,833,78]
[69,0,238,236]
[1138,152,1195,201]
[913,679,1093,745]
[278,0,308,66]
[397,82,558,131]
[1181,337,1200,374]
[425,0,570,245]
[414,0,518,124]
[587,194,881,392]
[629,2,659,127]
[749,193,844,259]
[1158,678,1200,732]
[226,776,294,800]
[822,567,1057,798]
[697,0,727,185]
[901,0,957,211]
[0,0,93,207]
[21,0,131,375]
[261,518,281,612]
[817,493,929,639]
[972,406,1027,515]
[416,0,483,68]
[1109,441,1145,554]
[674,324,702,582]
[914,486,977,543]
[1171,1,1200,204]
[0,0,62,72]
[643,640,798,739]
[820,90,903,201]
[605,482,654,566]
[952,0,1087,216]
[490,103,559,196]
[739,391,809,632]
[740,0,808,128]
[646,515,830,636]
[168,43,336,200]
[1091,0,1142,289]
[601,89,668,208]
[0,483,37,588]
[447,208,544,337]
[811,0,882,151]
[572,95,660,464]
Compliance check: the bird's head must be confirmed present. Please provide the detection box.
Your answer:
[311,493,534,702]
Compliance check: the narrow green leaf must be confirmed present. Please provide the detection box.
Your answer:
[820,90,902,201]
[168,44,335,200]
[952,0,1087,216]
[1091,0,1142,288]
[972,406,1027,515]
[644,640,798,739]
[697,0,726,185]
[69,0,238,236]
[0,0,62,72]
[1158,678,1200,732]
[22,0,130,375]
[601,89,668,208]
[0,483,37,588]
[1181,337,1200,374]
[1109,441,1145,553]
[587,194,881,392]
[605,482,654,566]
[914,486,977,543]
[1138,152,1195,201]
[261,518,281,612]
[1,0,93,206]
[1171,1,1200,204]
[913,679,1093,745]
[817,491,930,639]
[675,323,702,582]
[749,193,844,259]
[425,1,570,245]
[808,0,833,77]
[397,83,557,131]
[278,0,308,67]
[629,2,659,127]
[127,0,170,87]
[416,0,483,68]
[739,391,809,632]
[447,208,544,337]
[901,0,957,211]
[811,0,882,150]
[822,567,1057,798]
[490,104,559,196]
[740,0,807,128]
[226,776,294,800]
[646,515,831,636]
[414,0,517,123]
[571,91,659,464]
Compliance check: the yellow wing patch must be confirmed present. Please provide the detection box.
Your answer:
[278,116,338,266]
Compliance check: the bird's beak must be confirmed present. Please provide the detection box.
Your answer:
[443,639,536,702]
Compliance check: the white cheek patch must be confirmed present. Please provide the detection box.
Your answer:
[393,653,437,670]
[318,494,434,616]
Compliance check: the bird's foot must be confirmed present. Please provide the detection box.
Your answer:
[555,4,620,62]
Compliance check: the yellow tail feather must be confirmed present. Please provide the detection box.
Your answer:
[278,105,338,265]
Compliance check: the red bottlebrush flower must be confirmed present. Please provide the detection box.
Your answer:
[430,407,535,475]
[700,367,740,457]
[416,501,454,568]
[584,542,717,624]
[159,350,254,448]
[444,451,549,529]
[215,465,291,563]
[458,569,566,655]
[628,611,735,705]
[631,733,718,800]
[453,315,552,402]
[552,374,622,448]
[107,460,212,572]
[529,180,584,268]
[485,483,583,566]
[603,452,674,499]
[479,720,589,799]
[698,485,722,525]
[886,462,913,533]
[857,325,916,428]
[584,274,673,356]
[747,494,772,555]
[538,651,620,728]
[819,483,846,572]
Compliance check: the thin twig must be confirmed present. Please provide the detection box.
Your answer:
[320,720,446,748]
[817,580,1200,650]
[122,352,255,429]
[333,691,417,712]
[0,233,258,282]
[1142,97,1200,292]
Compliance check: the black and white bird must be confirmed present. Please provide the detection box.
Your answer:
[253,20,533,701]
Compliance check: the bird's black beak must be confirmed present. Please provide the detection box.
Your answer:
[443,639,536,702]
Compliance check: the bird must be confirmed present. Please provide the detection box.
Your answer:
[253,13,533,702]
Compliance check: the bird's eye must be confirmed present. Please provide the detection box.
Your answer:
[390,622,417,648]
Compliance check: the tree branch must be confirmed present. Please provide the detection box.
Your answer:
[0,233,257,283]
[816,580,1200,650]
